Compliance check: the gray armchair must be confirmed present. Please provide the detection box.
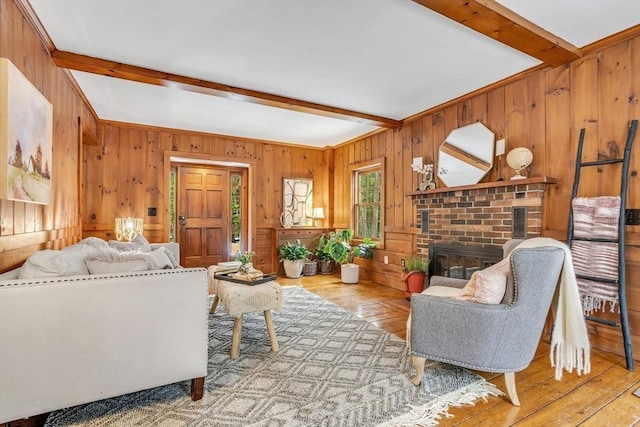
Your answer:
[410,244,565,406]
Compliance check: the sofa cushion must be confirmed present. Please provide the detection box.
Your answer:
[86,259,149,274]
[84,246,177,273]
[18,250,90,279]
[459,256,509,304]
[421,285,464,298]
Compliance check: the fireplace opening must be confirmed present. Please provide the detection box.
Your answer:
[428,244,502,279]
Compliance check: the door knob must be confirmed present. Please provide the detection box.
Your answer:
[178,215,186,226]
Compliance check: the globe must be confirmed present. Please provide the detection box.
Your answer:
[506,147,533,180]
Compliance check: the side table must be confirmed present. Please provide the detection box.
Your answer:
[208,266,283,359]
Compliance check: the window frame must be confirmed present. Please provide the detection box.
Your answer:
[350,158,385,249]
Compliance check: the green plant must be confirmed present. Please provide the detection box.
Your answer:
[321,229,377,264]
[278,240,310,261]
[314,233,335,261]
[235,251,255,265]
[403,256,429,273]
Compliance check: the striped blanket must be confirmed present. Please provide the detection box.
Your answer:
[571,196,620,313]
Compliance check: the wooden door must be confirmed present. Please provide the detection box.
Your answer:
[178,166,230,267]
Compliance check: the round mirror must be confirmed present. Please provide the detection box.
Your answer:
[437,122,495,187]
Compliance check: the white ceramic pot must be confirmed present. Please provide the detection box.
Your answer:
[283,259,305,278]
[340,263,359,284]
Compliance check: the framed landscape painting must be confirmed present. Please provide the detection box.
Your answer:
[0,57,53,205]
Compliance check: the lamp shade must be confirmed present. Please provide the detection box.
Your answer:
[311,207,325,219]
[506,147,533,180]
[311,207,325,227]
[115,217,143,241]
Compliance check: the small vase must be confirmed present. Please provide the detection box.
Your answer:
[238,262,253,274]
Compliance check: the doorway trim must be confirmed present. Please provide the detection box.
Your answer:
[163,150,256,252]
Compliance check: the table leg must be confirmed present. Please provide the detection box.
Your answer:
[210,295,219,314]
[264,310,279,352]
[231,316,243,359]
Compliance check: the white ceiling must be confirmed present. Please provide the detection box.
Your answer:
[28,0,640,147]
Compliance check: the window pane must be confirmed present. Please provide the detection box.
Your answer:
[354,167,382,240]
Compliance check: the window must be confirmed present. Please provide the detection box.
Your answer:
[230,173,242,247]
[352,159,384,242]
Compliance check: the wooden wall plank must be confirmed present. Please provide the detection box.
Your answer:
[629,38,640,209]
[571,53,600,198]
[597,42,629,197]
[543,66,572,234]
[525,72,546,178]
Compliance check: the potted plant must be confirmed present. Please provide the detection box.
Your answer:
[277,240,309,278]
[402,256,430,299]
[314,233,336,274]
[325,229,376,284]
[235,250,255,274]
[303,254,318,276]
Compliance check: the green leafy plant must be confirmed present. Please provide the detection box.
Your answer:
[235,251,255,264]
[278,240,310,261]
[314,234,334,261]
[403,256,429,273]
[321,229,376,264]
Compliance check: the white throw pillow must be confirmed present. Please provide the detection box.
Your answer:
[458,257,510,304]
[146,247,176,270]
[76,237,111,251]
[161,247,180,268]
[19,250,90,279]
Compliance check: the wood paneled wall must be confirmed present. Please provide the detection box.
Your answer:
[82,122,331,272]
[0,0,96,271]
[4,0,639,359]
[335,33,640,359]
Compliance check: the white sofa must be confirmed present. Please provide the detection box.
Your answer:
[0,242,209,424]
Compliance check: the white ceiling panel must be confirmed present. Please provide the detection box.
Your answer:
[498,0,640,47]
[27,0,640,147]
[72,71,377,147]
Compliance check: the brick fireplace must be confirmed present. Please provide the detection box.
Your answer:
[409,177,557,260]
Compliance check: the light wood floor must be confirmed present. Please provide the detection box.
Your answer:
[277,273,640,427]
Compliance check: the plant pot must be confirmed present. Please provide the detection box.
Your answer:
[303,261,318,276]
[283,259,305,278]
[403,271,426,299]
[318,260,335,275]
[341,263,359,284]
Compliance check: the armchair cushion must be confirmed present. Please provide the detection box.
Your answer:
[459,256,510,304]
[423,286,464,298]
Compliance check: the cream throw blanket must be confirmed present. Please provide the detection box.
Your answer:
[515,238,591,380]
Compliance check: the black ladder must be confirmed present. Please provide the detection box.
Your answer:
[567,119,637,371]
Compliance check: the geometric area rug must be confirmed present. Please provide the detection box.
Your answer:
[45,286,501,426]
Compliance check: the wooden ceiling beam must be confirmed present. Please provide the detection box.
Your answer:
[51,50,401,129]
[413,0,581,67]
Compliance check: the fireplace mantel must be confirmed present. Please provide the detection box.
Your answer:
[405,176,557,197]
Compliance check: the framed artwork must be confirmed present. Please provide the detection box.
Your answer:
[0,58,53,205]
[282,178,313,227]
